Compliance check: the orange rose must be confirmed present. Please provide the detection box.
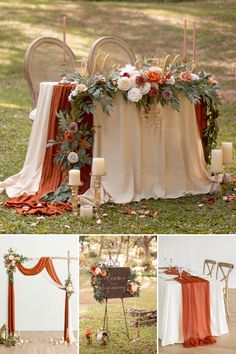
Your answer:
[85,329,93,335]
[179,71,193,82]
[64,132,75,142]
[146,70,162,83]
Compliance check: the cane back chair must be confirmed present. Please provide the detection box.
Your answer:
[216,262,234,319]
[203,259,217,277]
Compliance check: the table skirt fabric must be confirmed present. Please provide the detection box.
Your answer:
[0,83,212,204]
[159,277,228,346]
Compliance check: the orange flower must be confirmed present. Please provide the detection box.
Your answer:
[85,329,93,335]
[179,71,193,82]
[146,70,162,83]
[64,132,75,143]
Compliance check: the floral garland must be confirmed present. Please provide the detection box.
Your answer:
[90,263,140,303]
[65,275,74,298]
[4,248,28,284]
[47,62,219,194]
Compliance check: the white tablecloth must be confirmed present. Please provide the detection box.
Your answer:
[159,275,228,346]
[0,83,212,202]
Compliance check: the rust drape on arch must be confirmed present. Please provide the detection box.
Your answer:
[8,257,69,342]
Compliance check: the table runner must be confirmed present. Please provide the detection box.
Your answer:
[166,268,216,348]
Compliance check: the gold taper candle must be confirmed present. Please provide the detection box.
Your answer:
[63,15,66,66]
[193,21,196,65]
[183,18,187,62]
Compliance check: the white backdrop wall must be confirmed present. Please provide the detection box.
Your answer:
[159,235,236,288]
[0,235,79,331]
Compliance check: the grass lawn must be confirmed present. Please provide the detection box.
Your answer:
[0,1,236,234]
[79,270,157,354]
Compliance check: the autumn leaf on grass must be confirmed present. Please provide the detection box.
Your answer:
[202,198,215,205]
[118,209,137,215]
[223,194,236,202]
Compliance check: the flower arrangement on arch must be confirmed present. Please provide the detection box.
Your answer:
[4,248,28,284]
[65,276,74,298]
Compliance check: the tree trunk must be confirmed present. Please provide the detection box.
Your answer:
[99,236,105,257]
[142,236,156,259]
[116,236,124,260]
[126,236,130,262]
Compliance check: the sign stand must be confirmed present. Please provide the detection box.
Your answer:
[102,298,130,340]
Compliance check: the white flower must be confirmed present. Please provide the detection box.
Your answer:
[130,282,138,292]
[95,267,101,275]
[127,88,143,102]
[119,64,137,77]
[191,73,200,81]
[75,84,88,93]
[149,66,163,74]
[11,260,16,266]
[117,77,132,91]
[97,333,103,341]
[9,255,14,261]
[67,152,79,164]
[166,76,175,85]
[140,82,151,95]
[66,285,73,292]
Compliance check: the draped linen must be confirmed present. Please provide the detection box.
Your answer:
[8,258,69,342]
[165,268,216,348]
[4,83,93,215]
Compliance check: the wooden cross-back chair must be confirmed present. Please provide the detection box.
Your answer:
[87,36,136,76]
[216,262,234,319]
[203,259,217,277]
[24,37,76,109]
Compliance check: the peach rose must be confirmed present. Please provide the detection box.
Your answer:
[179,71,193,82]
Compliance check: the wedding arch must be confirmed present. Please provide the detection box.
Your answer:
[4,249,77,343]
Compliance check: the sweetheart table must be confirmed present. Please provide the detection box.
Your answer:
[159,274,228,347]
[0,82,212,207]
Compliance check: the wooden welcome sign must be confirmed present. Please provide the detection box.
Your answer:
[97,267,133,299]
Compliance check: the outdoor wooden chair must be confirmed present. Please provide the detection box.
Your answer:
[87,36,136,76]
[203,259,217,277]
[24,37,76,110]
[216,262,234,319]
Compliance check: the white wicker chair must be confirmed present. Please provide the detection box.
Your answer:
[87,36,136,76]
[24,37,76,110]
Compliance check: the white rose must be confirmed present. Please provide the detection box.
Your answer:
[75,84,88,93]
[67,152,79,164]
[117,77,132,91]
[131,282,138,292]
[191,73,200,81]
[166,76,175,85]
[66,285,73,292]
[11,260,16,266]
[119,64,137,77]
[140,82,151,95]
[95,267,101,275]
[127,88,142,102]
[9,255,14,261]
[150,66,163,74]
[97,333,103,341]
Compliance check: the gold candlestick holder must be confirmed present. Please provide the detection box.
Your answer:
[92,174,106,219]
[69,183,83,216]
[210,173,223,199]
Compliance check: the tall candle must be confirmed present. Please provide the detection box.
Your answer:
[69,169,81,185]
[183,18,187,62]
[80,205,93,219]
[193,21,196,64]
[222,142,233,166]
[92,158,106,176]
[63,15,66,66]
[211,149,222,174]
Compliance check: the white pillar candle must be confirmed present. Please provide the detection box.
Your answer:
[80,205,93,219]
[222,142,233,166]
[69,169,81,185]
[92,157,106,176]
[211,149,222,174]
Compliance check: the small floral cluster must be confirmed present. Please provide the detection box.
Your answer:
[127,270,141,297]
[90,262,109,303]
[65,276,74,298]
[4,249,28,284]
[91,263,108,278]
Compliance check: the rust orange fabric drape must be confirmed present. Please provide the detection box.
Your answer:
[166,268,216,348]
[8,257,70,342]
[195,99,207,142]
[5,84,93,215]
